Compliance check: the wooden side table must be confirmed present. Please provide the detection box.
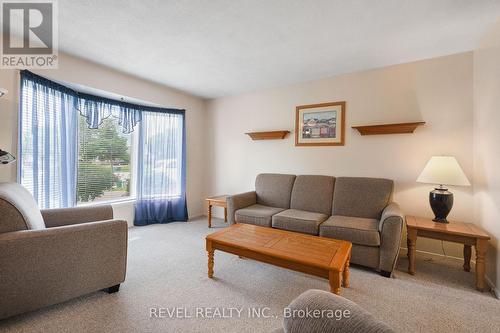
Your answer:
[405,215,490,291]
[206,195,228,228]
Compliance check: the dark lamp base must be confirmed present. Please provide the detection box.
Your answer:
[432,217,449,223]
[429,187,453,224]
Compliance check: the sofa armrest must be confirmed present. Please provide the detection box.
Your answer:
[41,205,114,227]
[378,202,404,274]
[0,219,127,320]
[283,289,394,333]
[379,202,403,231]
[227,191,256,224]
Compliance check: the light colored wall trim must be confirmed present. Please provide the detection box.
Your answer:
[399,247,498,299]
[400,247,463,262]
[486,276,500,299]
[189,214,204,221]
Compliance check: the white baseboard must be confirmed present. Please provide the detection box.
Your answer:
[188,214,204,221]
[399,247,463,262]
[400,247,499,299]
[485,276,500,299]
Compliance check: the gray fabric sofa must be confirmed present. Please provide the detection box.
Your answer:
[0,182,128,320]
[227,174,403,277]
[274,289,394,333]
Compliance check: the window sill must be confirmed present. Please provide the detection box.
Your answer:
[140,195,182,200]
[77,197,137,207]
[75,195,182,208]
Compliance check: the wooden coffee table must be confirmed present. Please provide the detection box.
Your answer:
[205,223,352,294]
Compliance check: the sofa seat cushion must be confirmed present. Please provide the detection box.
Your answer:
[272,209,328,235]
[235,204,285,227]
[320,215,380,246]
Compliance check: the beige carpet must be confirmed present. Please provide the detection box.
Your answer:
[1,217,499,333]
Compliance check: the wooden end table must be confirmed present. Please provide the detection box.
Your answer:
[206,195,228,228]
[405,215,490,291]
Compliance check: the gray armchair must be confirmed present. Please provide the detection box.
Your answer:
[275,289,394,333]
[0,182,128,320]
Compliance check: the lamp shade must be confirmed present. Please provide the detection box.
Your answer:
[417,156,470,186]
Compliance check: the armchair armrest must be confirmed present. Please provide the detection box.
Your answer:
[378,202,404,274]
[0,219,127,320]
[41,205,114,227]
[227,191,256,224]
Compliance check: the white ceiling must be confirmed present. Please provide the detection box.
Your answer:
[59,0,500,99]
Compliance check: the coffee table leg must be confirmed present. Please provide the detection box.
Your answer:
[224,207,227,223]
[206,239,215,278]
[329,270,341,295]
[207,204,212,228]
[342,256,350,288]
[475,239,487,291]
[208,250,214,278]
[463,245,471,272]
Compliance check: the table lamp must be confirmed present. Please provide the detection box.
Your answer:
[417,156,470,223]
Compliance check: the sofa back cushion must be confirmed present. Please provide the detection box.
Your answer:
[0,182,45,233]
[290,175,335,215]
[332,177,393,219]
[255,173,296,209]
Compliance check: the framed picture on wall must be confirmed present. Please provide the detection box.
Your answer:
[295,101,346,146]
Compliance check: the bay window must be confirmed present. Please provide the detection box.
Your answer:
[19,70,187,224]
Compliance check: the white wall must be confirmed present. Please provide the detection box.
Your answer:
[207,52,474,257]
[0,53,208,224]
[473,19,500,292]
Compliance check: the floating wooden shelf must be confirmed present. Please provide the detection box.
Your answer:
[245,130,290,140]
[352,122,425,135]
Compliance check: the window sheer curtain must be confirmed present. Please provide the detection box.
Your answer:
[18,71,78,209]
[18,70,188,221]
[134,110,188,225]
